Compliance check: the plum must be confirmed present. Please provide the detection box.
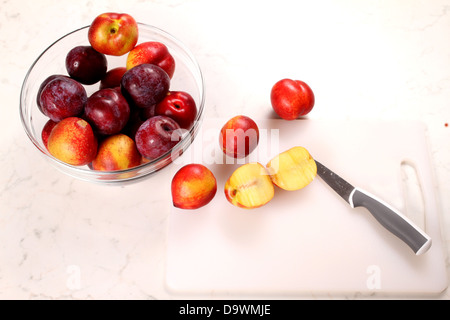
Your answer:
[36,74,67,113]
[121,64,170,109]
[84,88,130,136]
[39,77,87,122]
[65,46,107,85]
[135,115,182,161]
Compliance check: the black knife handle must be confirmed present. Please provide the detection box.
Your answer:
[350,188,432,255]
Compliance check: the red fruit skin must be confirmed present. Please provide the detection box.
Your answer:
[36,74,67,113]
[100,67,127,89]
[126,41,175,78]
[219,115,260,159]
[39,77,87,122]
[171,164,217,210]
[88,12,138,56]
[270,79,315,120]
[47,117,98,166]
[155,91,197,130]
[41,119,58,149]
[84,88,130,136]
[135,115,182,161]
[121,64,171,109]
[121,108,144,139]
[65,46,107,85]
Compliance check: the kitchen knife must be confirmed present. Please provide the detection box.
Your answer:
[315,160,432,255]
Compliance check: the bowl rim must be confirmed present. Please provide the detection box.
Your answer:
[19,23,205,182]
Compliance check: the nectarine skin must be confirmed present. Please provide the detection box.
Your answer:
[91,134,141,171]
[126,41,175,78]
[171,164,217,210]
[47,117,97,166]
[88,12,138,56]
[100,67,127,89]
[270,79,315,120]
[219,115,259,159]
[41,119,58,150]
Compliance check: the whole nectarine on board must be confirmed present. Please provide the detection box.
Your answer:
[219,115,259,159]
[270,79,315,120]
[171,164,217,210]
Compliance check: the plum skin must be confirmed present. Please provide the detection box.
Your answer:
[65,46,107,85]
[39,77,87,122]
[135,115,182,161]
[121,63,170,109]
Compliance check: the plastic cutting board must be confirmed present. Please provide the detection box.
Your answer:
[165,119,448,296]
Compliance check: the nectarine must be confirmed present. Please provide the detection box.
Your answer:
[266,146,317,191]
[91,134,141,171]
[219,115,259,159]
[224,162,274,209]
[47,117,97,166]
[171,164,217,210]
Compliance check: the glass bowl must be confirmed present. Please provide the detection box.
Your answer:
[20,23,205,184]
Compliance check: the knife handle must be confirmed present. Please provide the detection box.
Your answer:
[350,188,432,255]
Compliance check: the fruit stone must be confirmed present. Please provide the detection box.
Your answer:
[224,162,274,209]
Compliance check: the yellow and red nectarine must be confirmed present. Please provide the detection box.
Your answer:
[266,146,317,191]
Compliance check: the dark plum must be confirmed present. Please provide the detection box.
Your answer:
[39,77,87,122]
[121,64,170,109]
[135,115,182,161]
[66,46,107,85]
[84,88,130,136]
[36,74,67,113]
[120,108,144,140]
[140,104,156,121]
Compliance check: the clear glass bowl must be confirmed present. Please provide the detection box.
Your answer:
[20,23,205,184]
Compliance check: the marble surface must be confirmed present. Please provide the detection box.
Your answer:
[1,0,449,299]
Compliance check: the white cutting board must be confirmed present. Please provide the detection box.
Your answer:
[165,119,448,296]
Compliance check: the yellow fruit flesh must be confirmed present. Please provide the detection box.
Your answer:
[267,146,317,191]
[225,163,274,208]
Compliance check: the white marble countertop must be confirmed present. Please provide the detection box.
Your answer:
[1,0,449,299]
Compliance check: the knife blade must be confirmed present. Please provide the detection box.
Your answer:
[315,160,432,255]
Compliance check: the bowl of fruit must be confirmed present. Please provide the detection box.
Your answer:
[20,13,205,184]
